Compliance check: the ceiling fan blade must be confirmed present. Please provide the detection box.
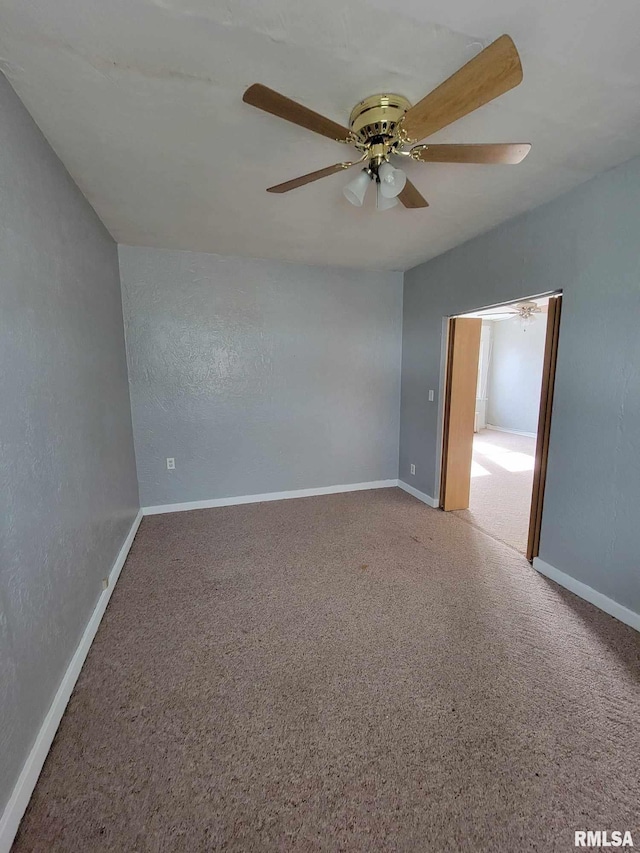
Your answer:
[412,143,531,165]
[267,162,354,193]
[398,180,429,209]
[401,35,523,143]
[243,84,352,143]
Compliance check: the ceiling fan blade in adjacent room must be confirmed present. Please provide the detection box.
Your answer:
[412,143,531,164]
[267,162,354,193]
[243,84,352,143]
[398,180,429,208]
[401,35,523,143]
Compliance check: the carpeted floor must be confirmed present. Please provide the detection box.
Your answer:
[13,489,640,852]
[455,428,536,554]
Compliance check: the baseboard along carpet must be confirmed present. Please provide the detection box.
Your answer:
[13,488,640,852]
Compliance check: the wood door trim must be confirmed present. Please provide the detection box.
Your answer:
[439,319,454,507]
[441,317,482,511]
[527,294,562,561]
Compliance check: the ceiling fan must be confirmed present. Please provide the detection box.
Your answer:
[483,301,545,329]
[242,34,530,211]
[508,301,546,332]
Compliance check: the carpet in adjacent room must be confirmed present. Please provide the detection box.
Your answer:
[455,427,536,553]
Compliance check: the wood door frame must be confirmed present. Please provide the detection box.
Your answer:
[439,317,482,510]
[433,317,452,507]
[526,293,562,560]
[439,293,563,561]
[438,318,454,507]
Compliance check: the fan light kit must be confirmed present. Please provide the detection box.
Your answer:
[514,301,542,330]
[243,35,531,211]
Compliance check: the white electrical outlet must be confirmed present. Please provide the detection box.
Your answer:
[428,390,435,402]
[166,457,175,470]
[410,464,416,475]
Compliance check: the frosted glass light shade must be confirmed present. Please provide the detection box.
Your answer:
[376,183,398,211]
[378,161,407,198]
[343,170,371,206]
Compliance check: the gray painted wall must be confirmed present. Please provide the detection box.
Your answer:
[119,247,403,507]
[0,75,139,814]
[487,316,546,434]
[400,156,640,615]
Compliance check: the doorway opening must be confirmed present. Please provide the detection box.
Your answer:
[439,292,562,560]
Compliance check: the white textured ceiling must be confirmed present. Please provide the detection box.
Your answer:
[1,0,640,271]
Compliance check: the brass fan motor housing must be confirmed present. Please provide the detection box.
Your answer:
[349,94,412,146]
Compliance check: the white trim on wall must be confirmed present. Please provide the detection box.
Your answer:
[485,424,537,438]
[397,480,439,508]
[0,510,143,853]
[142,480,399,515]
[534,558,639,633]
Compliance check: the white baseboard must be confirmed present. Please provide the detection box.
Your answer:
[397,480,439,509]
[534,558,640,633]
[486,424,537,438]
[142,480,399,516]
[0,510,143,853]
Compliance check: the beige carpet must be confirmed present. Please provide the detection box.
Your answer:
[455,428,536,554]
[13,489,639,852]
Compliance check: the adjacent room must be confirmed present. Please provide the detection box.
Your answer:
[1,1,639,851]
[449,296,550,554]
